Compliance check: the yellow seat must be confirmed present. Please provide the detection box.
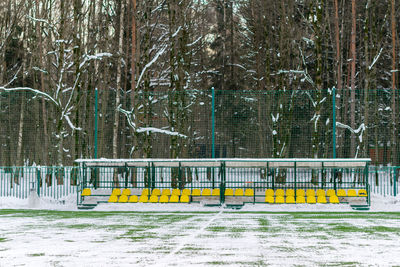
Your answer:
[81,188,91,196]
[202,188,211,196]
[265,195,274,203]
[170,195,179,203]
[316,189,325,197]
[112,188,121,196]
[139,195,148,203]
[152,189,161,196]
[235,189,244,196]
[326,189,336,197]
[159,195,169,203]
[141,188,150,196]
[212,189,220,196]
[108,195,118,203]
[128,195,139,203]
[307,196,316,204]
[337,189,346,197]
[286,196,295,204]
[182,189,191,196]
[162,189,171,196]
[192,189,201,196]
[296,189,305,197]
[275,196,285,204]
[306,189,316,197]
[275,189,285,197]
[286,189,295,197]
[149,195,159,203]
[244,188,254,196]
[347,189,357,197]
[358,189,368,197]
[265,189,274,197]
[317,195,327,204]
[296,196,306,204]
[118,195,128,203]
[225,188,234,196]
[122,189,131,196]
[172,189,181,196]
[180,194,190,203]
[329,195,340,204]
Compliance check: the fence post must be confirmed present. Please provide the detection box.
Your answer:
[394,167,397,197]
[211,87,215,159]
[220,161,226,204]
[294,162,297,198]
[94,88,98,159]
[332,87,336,159]
[36,167,40,197]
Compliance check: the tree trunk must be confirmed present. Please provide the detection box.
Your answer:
[350,0,357,157]
[73,0,82,161]
[390,0,397,165]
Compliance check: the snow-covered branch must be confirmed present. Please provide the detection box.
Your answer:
[369,47,383,70]
[136,45,167,88]
[64,114,82,131]
[0,87,59,106]
[118,105,187,138]
[79,52,113,69]
[336,122,366,143]
[136,127,187,138]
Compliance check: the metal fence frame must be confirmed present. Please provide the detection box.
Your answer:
[76,158,373,206]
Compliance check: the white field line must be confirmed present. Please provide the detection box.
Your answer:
[154,210,224,266]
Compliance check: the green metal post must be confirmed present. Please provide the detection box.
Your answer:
[36,168,40,197]
[178,163,182,189]
[322,162,325,189]
[294,162,297,198]
[220,161,226,204]
[267,162,270,189]
[394,168,397,197]
[365,163,370,206]
[94,88,98,159]
[332,87,336,158]
[124,163,128,188]
[211,87,215,158]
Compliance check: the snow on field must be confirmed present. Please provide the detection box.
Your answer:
[0,209,400,266]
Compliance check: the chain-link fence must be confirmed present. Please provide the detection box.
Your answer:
[0,88,399,166]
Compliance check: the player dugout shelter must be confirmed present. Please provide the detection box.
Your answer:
[75,158,371,209]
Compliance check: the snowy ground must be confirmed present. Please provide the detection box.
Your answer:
[1,210,400,266]
[0,195,400,266]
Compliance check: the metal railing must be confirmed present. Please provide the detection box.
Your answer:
[0,166,77,200]
[75,158,372,205]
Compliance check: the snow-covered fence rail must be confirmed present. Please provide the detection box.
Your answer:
[0,166,77,200]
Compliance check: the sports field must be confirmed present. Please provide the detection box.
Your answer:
[0,210,400,266]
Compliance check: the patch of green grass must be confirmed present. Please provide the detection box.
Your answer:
[181,246,201,251]
[324,262,361,266]
[330,224,400,235]
[207,226,227,232]
[206,261,228,265]
[368,226,400,233]
[230,227,247,233]
[258,218,270,226]
[0,237,7,242]
[64,223,94,229]
[27,253,45,257]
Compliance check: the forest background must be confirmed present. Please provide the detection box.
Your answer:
[0,0,399,167]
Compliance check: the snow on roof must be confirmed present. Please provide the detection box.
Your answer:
[75,158,371,168]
